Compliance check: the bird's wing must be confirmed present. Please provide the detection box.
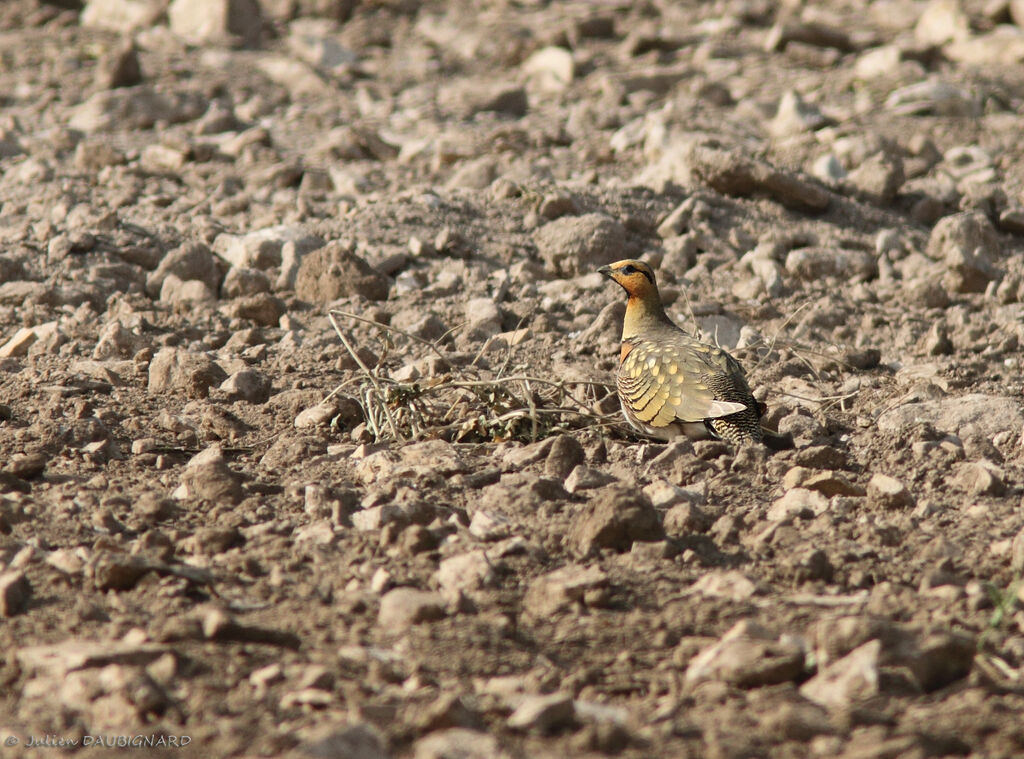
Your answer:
[618,340,747,428]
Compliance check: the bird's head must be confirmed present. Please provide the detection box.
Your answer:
[598,259,659,300]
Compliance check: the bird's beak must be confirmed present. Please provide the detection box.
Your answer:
[597,265,612,278]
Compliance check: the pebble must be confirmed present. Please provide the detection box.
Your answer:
[0,327,38,358]
[507,692,576,734]
[214,226,323,271]
[767,488,829,523]
[160,275,216,304]
[294,241,389,302]
[148,347,227,398]
[684,620,805,688]
[220,368,271,403]
[435,551,495,601]
[176,445,244,504]
[523,46,575,92]
[949,461,1005,496]
[681,142,830,213]
[297,723,389,759]
[927,211,1001,293]
[468,510,511,541]
[168,0,262,47]
[522,564,608,620]
[770,90,829,137]
[69,87,209,132]
[569,484,664,556]
[877,394,1023,441]
[377,588,446,630]
[414,729,506,759]
[563,465,616,493]
[81,0,164,32]
[866,473,914,509]
[0,571,30,617]
[800,640,880,710]
[221,293,285,326]
[544,434,585,479]
[146,242,221,299]
[533,214,626,277]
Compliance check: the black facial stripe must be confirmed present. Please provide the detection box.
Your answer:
[616,264,654,284]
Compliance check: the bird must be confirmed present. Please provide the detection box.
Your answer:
[598,259,790,448]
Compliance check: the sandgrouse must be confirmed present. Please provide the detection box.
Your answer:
[599,259,782,447]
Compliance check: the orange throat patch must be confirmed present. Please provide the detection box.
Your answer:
[619,341,634,363]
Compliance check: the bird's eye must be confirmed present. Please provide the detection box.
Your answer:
[621,265,636,275]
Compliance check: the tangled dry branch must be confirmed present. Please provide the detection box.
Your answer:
[327,310,620,444]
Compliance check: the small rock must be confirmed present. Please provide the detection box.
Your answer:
[867,474,914,509]
[220,369,271,403]
[643,479,704,509]
[463,297,502,335]
[684,620,805,688]
[523,564,608,619]
[846,152,905,206]
[564,466,616,493]
[294,241,389,302]
[533,213,626,277]
[0,328,38,358]
[377,588,445,630]
[767,488,829,522]
[0,571,30,617]
[570,484,664,556]
[414,729,506,759]
[468,510,510,541]
[148,348,227,399]
[168,0,262,47]
[678,142,830,213]
[447,157,500,190]
[81,0,163,32]
[949,461,1006,496]
[785,247,876,281]
[98,39,142,89]
[201,607,300,648]
[146,242,222,299]
[94,320,148,360]
[927,211,1001,293]
[915,0,970,46]
[177,445,244,504]
[691,570,758,600]
[160,275,216,304]
[297,723,389,759]
[474,86,528,117]
[800,471,866,497]
[222,293,286,326]
[877,395,1023,442]
[214,226,323,271]
[295,401,340,429]
[800,640,880,710]
[507,692,575,734]
[435,551,495,601]
[89,553,152,591]
[188,526,245,555]
[663,502,711,536]
[1012,526,1024,573]
[771,90,829,137]
[221,266,271,298]
[523,46,575,92]
[545,434,585,479]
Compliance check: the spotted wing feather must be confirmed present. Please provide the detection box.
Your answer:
[617,339,748,432]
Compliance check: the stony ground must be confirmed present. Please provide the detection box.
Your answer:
[2,0,1024,757]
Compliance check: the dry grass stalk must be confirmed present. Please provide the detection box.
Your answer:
[328,309,619,443]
